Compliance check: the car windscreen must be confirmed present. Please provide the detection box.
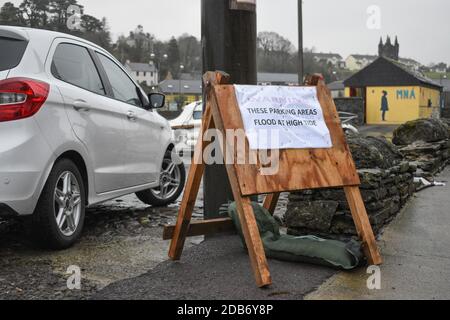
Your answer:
[0,37,28,72]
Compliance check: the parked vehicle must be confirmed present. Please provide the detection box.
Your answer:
[0,26,185,249]
[339,112,360,134]
[170,101,202,155]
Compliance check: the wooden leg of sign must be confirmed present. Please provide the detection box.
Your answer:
[234,195,272,287]
[263,193,280,215]
[168,106,214,261]
[344,186,383,265]
[209,87,272,287]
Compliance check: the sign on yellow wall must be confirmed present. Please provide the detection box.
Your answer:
[366,86,422,125]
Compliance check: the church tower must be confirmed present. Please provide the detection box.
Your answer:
[378,36,400,61]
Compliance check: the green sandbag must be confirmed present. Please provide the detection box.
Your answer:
[228,202,363,270]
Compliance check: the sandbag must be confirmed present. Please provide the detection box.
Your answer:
[228,202,363,270]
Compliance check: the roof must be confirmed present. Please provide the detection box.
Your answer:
[344,56,442,90]
[312,53,343,60]
[328,80,345,91]
[159,80,202,95]
[126,62,157,72]
[257,72,299,84]
[433,62,447,69]
[399,57,421,65]
[348,54,378,60]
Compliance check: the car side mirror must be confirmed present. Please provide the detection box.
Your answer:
[148,93,165,109]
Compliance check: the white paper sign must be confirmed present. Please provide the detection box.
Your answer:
[234,85,333,150]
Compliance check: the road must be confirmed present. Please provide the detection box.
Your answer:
[0,165,205,300]
[0,163,288,300]
[2,160,450,300]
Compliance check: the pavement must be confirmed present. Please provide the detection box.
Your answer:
[95,168,450,300]
[307,167,450,300]
[93,235,336,300]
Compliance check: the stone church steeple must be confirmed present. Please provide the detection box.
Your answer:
[378,36,399,61]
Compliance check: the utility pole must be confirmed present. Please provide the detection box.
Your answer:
[298,0,304,84]
[201,0,257,219]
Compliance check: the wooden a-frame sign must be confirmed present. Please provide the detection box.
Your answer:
[165,71,382,288]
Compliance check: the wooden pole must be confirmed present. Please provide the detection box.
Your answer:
[201,0,257,218]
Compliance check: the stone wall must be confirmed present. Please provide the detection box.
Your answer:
[393,118,450,179]
[334,98,365,126]
[285,135,415,241]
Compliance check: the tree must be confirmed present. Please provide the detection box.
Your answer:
[167,37,181,78]
[18,0,51,28]
[178,33,201,74]
[48,0,80,32]
[0,2,23,25]
[257,31,296,73]
[78,15,112,49]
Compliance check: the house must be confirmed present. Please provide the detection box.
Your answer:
[158,79,202,111]
[257,73,299,86]
[345,54,378,71]
[399,58,422,72]
[312,53,346,69]
[431,63,448,74]
[125,61,159,86]
[328,80,345,98]
[344,56,442,125]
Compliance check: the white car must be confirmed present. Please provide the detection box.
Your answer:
[170,101,203,155]
[0,26,185,249]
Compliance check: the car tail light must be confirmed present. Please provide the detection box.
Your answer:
[0,77,50,122]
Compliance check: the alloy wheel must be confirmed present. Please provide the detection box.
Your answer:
[150,158,181,200]
[53,171,82,237]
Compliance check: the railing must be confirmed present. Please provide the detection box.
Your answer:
[338,112,359,124]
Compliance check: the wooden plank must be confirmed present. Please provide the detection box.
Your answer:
[212,81,361,196]
[163,218,235,240]
[344,186,383,265]
[210,90,272,288]
[263,193,280,215]
[168,71,230,261]
[168,106,211,260]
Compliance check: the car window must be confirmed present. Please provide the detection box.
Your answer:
[0,37,28,71]
[51,43,105,95]
[95,53,143,107]
[193,111,203,120]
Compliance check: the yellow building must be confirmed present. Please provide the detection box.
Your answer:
[159,79,202,111]
[344,57,442,125]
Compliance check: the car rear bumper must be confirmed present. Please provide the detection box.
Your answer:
[0,117,54,215]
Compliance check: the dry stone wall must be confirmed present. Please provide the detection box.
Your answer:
[285,135,415,240]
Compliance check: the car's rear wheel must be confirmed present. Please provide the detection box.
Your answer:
[136,151,185,207]
[32,159,85,249]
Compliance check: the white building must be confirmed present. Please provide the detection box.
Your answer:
[125,61,159,86]
[345,54,378,71]
[399,58,422,71]
[312,53,345,68]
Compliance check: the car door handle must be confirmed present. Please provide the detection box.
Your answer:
[73,100,91,113]
[127,111,137,121]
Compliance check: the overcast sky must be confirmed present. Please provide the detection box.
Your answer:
[8,0,450,65]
